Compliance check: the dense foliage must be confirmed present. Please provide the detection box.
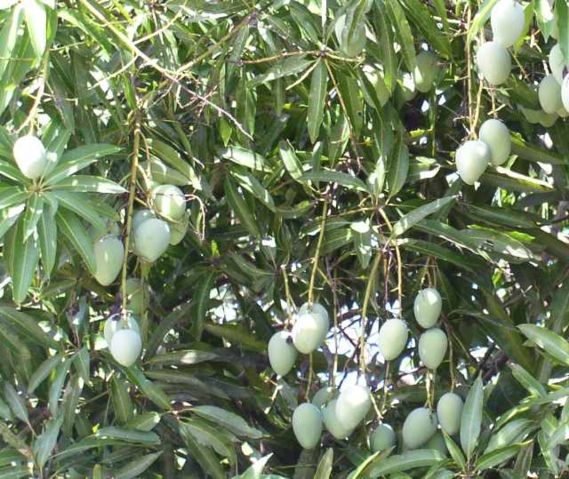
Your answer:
[0,0,568,477]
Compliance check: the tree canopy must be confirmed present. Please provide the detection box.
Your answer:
[0,0,568,478]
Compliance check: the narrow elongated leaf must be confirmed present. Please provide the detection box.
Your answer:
[95,427,160,445]
[124,366,170,411]
[179,419,237,465]
[392,196,455,237]
[314,448,333,479]
[192,405,262,438]
[8,220,40,304]
[3,384,28,425]
[180,425,225,479]
[460,376,484,459]
[251,56,313,85]
[49,191,105,231]
[37,205,57,275]
[224,176,260,237]
[0,5,23,80]
[307,60,327,143]
[230,170,275,211]
[476,444,521,471]
[300,169,368,192]
[0,187,28,210]
[237,453,273,479]
[21,194,44,242]
[56,209,96,273]
[385,0,415,71]
[53,175,126,193]
[0,161,27,183]
[366,450,444,477]
[279,140,304,181]
[28,353,62,394]
[32,416,63,470]
[48,358,71,416]
[111,376,133,424]
[0,306,58,348]
[386,135,409,197]
[220,146,267,171]
[23,0,46,57]
[518,324,569,365]
[114,452,162,479]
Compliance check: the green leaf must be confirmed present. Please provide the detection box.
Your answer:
[32,416,62,470]
[111,376,133,424]
[442,433,466,471]
[45,144,121,184]
[0,5,23,80]
[307,59,327,143]
[0,187,28,210]
[3,384,29,425]
[114,452,162,479]
[236,453,273,479]
[300,169,368,192]
[366,450,444,477]
[179,418,237,465]
[23,0,46,57]
[557,0,569,63]
[124,366,171,411]
[192,405,263,439]
[467,0,500,43]
[56,209,96,273]
[460,376,484,459]
[279,140,304,181]
[21,194,44,242]
[518,324,569,366]
[392,196,455,237]
[0,306,57,348]
[230,169,275,212]
[37,204,57,276]
[386,135,409,197]
[179,424,225,479]
[53,175,126,193]
[484,419,533,454]
[385,0,416,71]
[8,219,40,304]
[220,146,267,171]
[48,358,71,416]
[224,176,261,238]
[124,412,161,431]
[476,444,521,471]
[49,191,105,231]
[314,448,333,479]
[251,56,313,86]
[95,427,160,445]
[28,353,62,394]
[509,363,546,397]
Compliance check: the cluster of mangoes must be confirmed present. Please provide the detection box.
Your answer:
[268,289,464,454]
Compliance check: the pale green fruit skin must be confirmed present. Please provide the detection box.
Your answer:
[292,312,328,354]
[323,400,353,439]
[110,329,142,367]
[437,392,464,436]
[298,302,330,345]
[362,66,390,106]
[426,432,448,457]
[479,119,511,166]
[558,105,569,118]
[125,278,147,316]
[336,385,371,430]
[413,288,442,329]
[402,407,438,449]
[562,75,569,113]
[378,319,408,361]
[537,110,559,127]
[292,403,323,449]
[94,235,125,286]
[413,51,439,93]
[400,72,417,102]
[89,220,121,242]
[13,135,47,179]
[132,209,155,232]
[169,214,189,245]
[490,0,525,48]
[133,218,171,262]
[267,331,297,376]
[312,387,335,409]
[419,328,448,370]
[538,75,563,114]
[549,44,565,84]
[455,140,490,185]
[370,423,396,453]
[104,316,140,346]
[476,41,511,86]
[152,184,186,221]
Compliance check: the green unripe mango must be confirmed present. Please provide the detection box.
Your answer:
[169,213,189,246]
[413,51,439,93]
[549,44,566,84]
[312,387,335,409]
[125,278,147,316]
[402,407,438,449]
[292,403,323,449]
[419,328,448,370]
[437,392,464,436]
[476,41,511,86]
[538,75,563,114]
[133,218,171,262]
[370,423,396,453]
[479,119,511,166]
[399,72,417,102]
[13,135,47,180]
[104,315,140,347]
[110,328,142,367]
[562,75,569,114]
[490,0,525,48]
[378,319,408,361]
[298,302,330,345]
[413,288,442,329]
[132,209,155,232]
[362,65,390,107]
[323,399,353,440]
[267,331,297,376]
[336,384,371,430]
[292,312,329,354]
[93,235,124,286]
[425,432,448,457]
[151,184,186,221]
[455,140,490,185]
